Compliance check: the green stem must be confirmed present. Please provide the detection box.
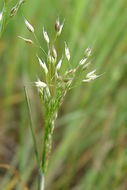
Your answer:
[41,119,49,174]
[33,32,47,56]
[38,166,44,190]
[24,86,40,168]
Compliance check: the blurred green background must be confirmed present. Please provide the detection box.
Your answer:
[0,0,127,189]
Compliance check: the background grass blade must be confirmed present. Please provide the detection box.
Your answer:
[24,86,40,168]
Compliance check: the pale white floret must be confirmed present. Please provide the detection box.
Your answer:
[79,58,87,65]
[90,73,104,79]
[58,20,64,36]
[37,56,48,75]
[55,18,65,36]
[85,47,92,57]
[56,56,63,71]
[83,70,104,82]
[43,27,50,44]
[24,18,34,33]
[83,62,91,69]
[45,86,51,98]
[52,45,57,61]
[82,79,91,82]
[35,79,47,87]
[48,49,52,63]
[18,36,33,44]
[86,69,96,78]
[65,42,70,61]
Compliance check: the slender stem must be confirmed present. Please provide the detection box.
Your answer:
[24,86,40,167]
[41,119,49,174]
[33,33,47,56]
[38,166,45,190]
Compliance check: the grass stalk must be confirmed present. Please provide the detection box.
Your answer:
[24,86,40,168]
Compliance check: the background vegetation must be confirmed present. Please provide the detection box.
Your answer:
[0,0,127,189]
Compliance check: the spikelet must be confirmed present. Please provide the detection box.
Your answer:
[85,47,91,57]
[43,27,50,44]
[83,70,104,82]
[55,18,64,36]
[10,6,18,17]
[79,58,87,65]
[86,69,96,78]
[56,56,63,71]
[18,36,33,44]
[37,56,48,75]
[24,18,34,33]
[35,79,47,87]
[52,45,57,62]
[65,42,70,61]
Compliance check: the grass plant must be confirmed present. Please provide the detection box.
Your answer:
[20,17,102,190]
[0,0,127,190]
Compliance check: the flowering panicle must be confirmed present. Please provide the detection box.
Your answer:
[20,17,103,189]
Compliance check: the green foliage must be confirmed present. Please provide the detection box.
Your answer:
[21,17,97,189]
[0,0,127,190]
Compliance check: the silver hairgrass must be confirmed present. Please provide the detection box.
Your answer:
[20,17,103,190]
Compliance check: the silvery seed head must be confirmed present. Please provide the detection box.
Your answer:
[55,17,60,32]
[43,27,50,44]
[47,50,52,63]
[86,69,96,78]
[52,45,57,62]
[65,42,70,61]
[37,56,48,75]
[83,62,91,69]
[55,17,64,36]
[18,36,33,44]
[35,79,47,88]
[79,58,87,65]
[24,18,34,33]
[82,79,91,83]
[85,47,92,57]
[83,70,104,82]
[43,86,51,102]
[56,56,63,71]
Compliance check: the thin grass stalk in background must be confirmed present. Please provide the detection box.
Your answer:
[24,86,40,168]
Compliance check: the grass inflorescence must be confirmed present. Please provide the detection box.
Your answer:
[1,0,127,190]
[19,17,102,190]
